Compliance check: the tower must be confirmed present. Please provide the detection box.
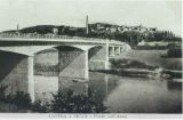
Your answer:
[86,15,89,35]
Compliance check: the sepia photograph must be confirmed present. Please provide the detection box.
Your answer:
[0,0,182,119]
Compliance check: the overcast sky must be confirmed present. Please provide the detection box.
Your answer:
[0,0,182,36]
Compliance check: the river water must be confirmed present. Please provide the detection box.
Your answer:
[34,72,182,113]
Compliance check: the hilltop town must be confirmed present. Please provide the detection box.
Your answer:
[89,23,157,34]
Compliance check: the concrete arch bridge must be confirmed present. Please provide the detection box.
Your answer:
[0,33,131,101]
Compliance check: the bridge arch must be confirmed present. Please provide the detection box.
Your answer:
[0,44,98,57]
[88,44,109,70]
[34,44,88,55]
[0,49,33,56]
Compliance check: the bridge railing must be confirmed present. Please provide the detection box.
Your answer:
[0,33,90,40]
[0,33,125,45]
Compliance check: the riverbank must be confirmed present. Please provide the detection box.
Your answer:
[92,58,172,80]
[116,49,182,80]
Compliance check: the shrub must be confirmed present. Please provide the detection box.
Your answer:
[167,48,182,58]
[50,89,106,113]
[0,86,32,110]
[110,58,157,70]
[0,86,7,101]
[5,91,31,109]
[31,100,50,113]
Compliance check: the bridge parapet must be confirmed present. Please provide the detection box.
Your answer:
[0,33,91,40]
[0,33,125,46]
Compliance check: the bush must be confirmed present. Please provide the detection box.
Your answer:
[0,86,32,110]
[110,59,157,70]
[167,48,182,58]
[50,89,106,113]
[0,86,7,101]
[5,91,32,109]
[31,100,50,113]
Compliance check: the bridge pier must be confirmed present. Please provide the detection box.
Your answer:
[0,52,35,102]
[58,47,89,90]
[109,46,115,57]
[120,47,123,53]
[115,46,121,55]
[89,44,109,70]
[27,56,35,102]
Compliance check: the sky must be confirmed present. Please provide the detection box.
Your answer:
[0,0,182,36]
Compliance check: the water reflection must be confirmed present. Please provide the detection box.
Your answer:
[56,73,119,103]
[88,73,120,103]
[58,79,88,96]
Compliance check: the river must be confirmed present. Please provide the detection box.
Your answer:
[34,72,182,113]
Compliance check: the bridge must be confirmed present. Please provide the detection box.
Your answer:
[0,33,131,102]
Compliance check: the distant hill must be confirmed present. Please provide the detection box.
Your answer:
[20,25,56,34]
[20,25,86,37]
[3,25,86,36]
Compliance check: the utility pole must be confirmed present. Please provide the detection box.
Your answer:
[86,15,89,35]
